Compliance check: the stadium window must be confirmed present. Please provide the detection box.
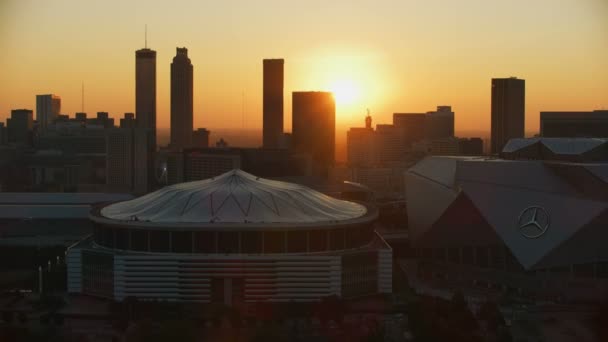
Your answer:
[102,227,115,248]
[309,230,327,252]
[130,230,148,252]
[330,228,345,250]
[150,230,170,252]
[241,231,262,254]
[475,247,489,268]
[462,247,473,265]
[115,229,129,250]
[218,231,239,253]
[93,224,103,244]
[172,231,193,253]
[447,248,460,264]
[263,231,285,253]
[286,230,307,253]
[194,231,216,253]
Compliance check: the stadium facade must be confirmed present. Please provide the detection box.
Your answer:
[67,170,391,303]
[405,138,608,301]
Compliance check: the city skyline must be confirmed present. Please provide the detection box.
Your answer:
[0,0,606,136]
[0,2,607,338]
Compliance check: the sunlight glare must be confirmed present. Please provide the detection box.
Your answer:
[330,79,360,106]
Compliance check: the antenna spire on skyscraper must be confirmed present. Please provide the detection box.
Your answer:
[81,82,85,112]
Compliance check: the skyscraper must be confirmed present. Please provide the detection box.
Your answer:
[135,45,156,193]
[106,125,149,194]
[491,77,525,154]
[36,94,61,130]
[393,113,426,149]
[540,110,608,138]
[374,124,403,164]
[171,47,194,150]
[346,114,375,166]
[292,91,335,176]
[263,59,284,149]
[7,109,33,146]
[192,128,210,148]
[426,106,455,139]
[120,113,137,129]
[135,48,156,140]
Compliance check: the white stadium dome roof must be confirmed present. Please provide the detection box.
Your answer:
[100,169,367,225]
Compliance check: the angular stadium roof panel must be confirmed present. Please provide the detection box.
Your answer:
[461,181,606,269]
[405,156,608,270]
[502,137,608,155]
[584,164,608,184]
[541,138,607,155]
[502,138,540,153]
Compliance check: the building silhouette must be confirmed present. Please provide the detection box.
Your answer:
[374,124,403,164]
[192,128,210,148]
[170,47,194,150]
[347,114,375,166]
[393,113,426,149]
[36,94,61,131]
[106,123,149,194]
[75,112,87,122]
[120,113,136,129]
[135,48,156,140]
[135,46,157,192]
[458,137,484,155]
[7,109,33,146]
[292,91,335,176]
[0,123,6,145]
[491,77,525,154]
[540,110,608,138]
[263,59,284,148]
[426,106,455,139]
[86,112,114,128]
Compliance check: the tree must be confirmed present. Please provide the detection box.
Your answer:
[365,323,385,342]
[124,296,139,321]
[593,300,608,341]
[53,314,64,326]
[451,290,467,312]
[2,311,14,324]
[478,301,504,332]
[316,295,345,324]
[17,312,26,324]
[251,324,288,342]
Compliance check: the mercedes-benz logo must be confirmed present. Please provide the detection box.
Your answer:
[517,206,550,239]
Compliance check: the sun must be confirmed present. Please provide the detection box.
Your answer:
[329,79,360,106]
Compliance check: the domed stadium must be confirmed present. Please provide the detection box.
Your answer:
[67,170,392,303]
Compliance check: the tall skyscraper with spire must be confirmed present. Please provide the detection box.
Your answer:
[135,42,156,142]
[263,59,284,148]
[135,32,156,192]
[170,47,194,150]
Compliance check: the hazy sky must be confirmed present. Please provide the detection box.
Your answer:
[1,0,606,135]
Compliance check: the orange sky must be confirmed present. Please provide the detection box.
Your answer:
[1,0,606,136]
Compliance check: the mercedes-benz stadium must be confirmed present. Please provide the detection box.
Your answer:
[67,170,392,303]
[404,142,608,301]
